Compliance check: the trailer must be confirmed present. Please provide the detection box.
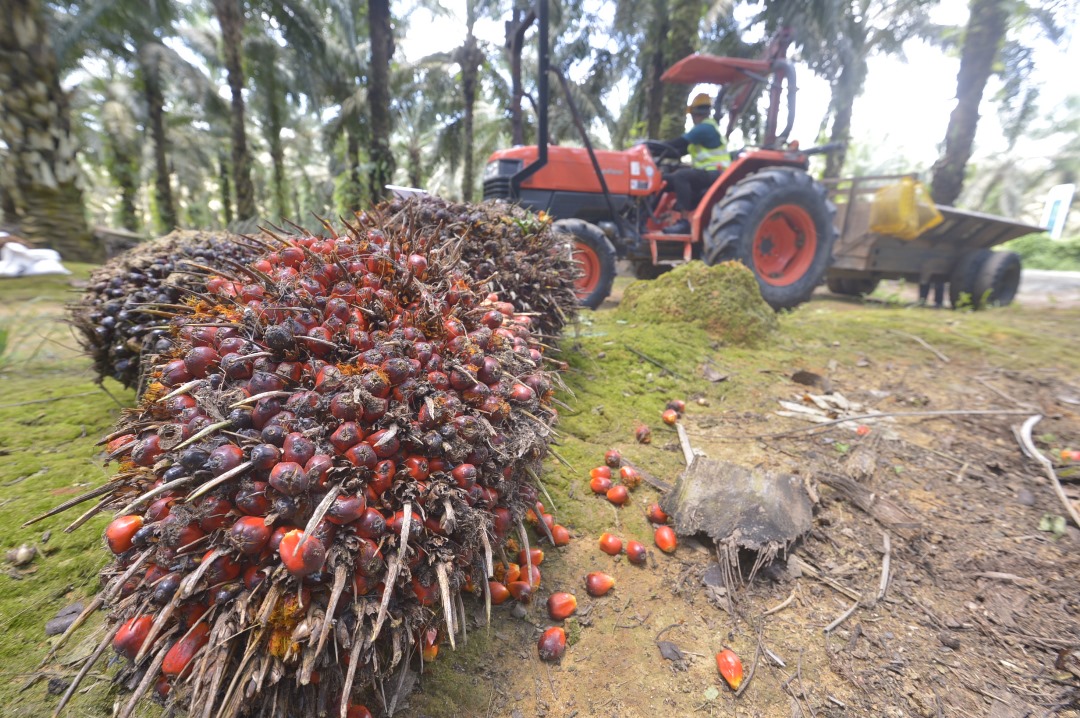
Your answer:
[824,175,1043,308]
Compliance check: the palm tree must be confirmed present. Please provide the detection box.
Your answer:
[369,0,395,201]
[0,0,97,261]
[212,0,257,220]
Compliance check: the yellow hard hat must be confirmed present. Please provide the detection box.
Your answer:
[687,93,712,112]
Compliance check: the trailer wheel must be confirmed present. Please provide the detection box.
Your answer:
[704,168,837,310]
[973,250,1021,308]
[553,219,617,309]
[948,249,992,309]
[826,276,879,297]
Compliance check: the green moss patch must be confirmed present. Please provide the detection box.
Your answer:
[616,261,777,346]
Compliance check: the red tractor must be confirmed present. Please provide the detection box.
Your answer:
[483,11,838,310]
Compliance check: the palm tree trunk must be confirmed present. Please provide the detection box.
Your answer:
[215,0,257,221]
[407,146,422,189]
[823,46,861,179]
[644,0,669,139]
[658,0,699,139]
[0,0,97,261]
[504,4,535,146]
[110,142,140,230]
[460,26,483,201]
[218,152,233,226]
[264,62,287,219]
[368,0,395,202]
[140,51,178,232]
[343,124,363,212]
[931,0,1011,207]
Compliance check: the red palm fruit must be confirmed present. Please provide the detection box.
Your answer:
[547,592,577,620]
[404,455,430,481]
[106,515,144,554]
[113,615,153,660]
[207,444,244,477]
[646,502,669,524]
[183,346,220,378]
[590,475,613,494]
[716,648,744,690]
[367,429,399,458]
[198,496,233,532]
[508,581,533,603]
[161,359,192,387]
[229,516,271,555]
[155,673,171,699]
[235,482,271,516]
[666,399,686,414]
[243,564,266,591]
[619,465,641,489]
[501,562,521,584]
[492,507,512,539]
[662,409,679,426]
[654,525,677,553]
[305,453,333,488]
[370,459,395,496]
[130,435,163,467]
[269,461,309,496]
[450,463,477,489]
[538,627,567,662]
[590,466,612,480]
[105,434,135,453]
[353,508,387,539]
[626,540,647,565]
[540,513,555,532]
[635,425,652,444]
[282,433,316,465]
[524,564,542,587]
[598,533,622,556]
[249,443,281,470]
[344,442,377,469]
[606,485,629,506]
[604,449,622,468]
[412,575,438,606]
[420,627,438,662]
[278,530,326,577]
[161,623,211,679]
[171,521,207,550]
[346,706,374,718]
[552,524,571,546]
[330,422,363,453]
[585,572,615,597]
[518,547,545,567]
[201,550,242,584]
[489,581,511,605]
[326,494,366,525]
[354,538,384,577]
[145,496,172,518]
[509,383,534,403]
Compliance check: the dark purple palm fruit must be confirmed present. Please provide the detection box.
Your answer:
[370,195,580,339]
[70,229,264,392]
[39,216,561,717]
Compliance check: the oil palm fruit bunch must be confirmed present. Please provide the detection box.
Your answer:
[41,217,560,717]
[374,195,579,339]
[72,230,262,391]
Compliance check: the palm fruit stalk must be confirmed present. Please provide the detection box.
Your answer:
[40,217,560,717]
[71,230,263,391]
[373,195,580,339]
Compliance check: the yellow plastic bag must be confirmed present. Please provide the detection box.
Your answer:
[869,177,943,240]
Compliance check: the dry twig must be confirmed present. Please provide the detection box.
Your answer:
[1017,415,1080,528]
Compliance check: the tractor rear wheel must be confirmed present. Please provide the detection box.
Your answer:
[553,219,617,309]
[704,168,837,310]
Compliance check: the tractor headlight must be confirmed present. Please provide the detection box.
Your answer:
[484,159,523,179]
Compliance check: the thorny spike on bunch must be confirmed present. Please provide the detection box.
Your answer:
[44,212,567,716]
[70,230,262,392]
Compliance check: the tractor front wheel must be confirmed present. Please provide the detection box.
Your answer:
[704,168,837,310]
[553,219,617,309]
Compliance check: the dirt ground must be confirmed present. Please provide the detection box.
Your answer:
[1,268,1079,718]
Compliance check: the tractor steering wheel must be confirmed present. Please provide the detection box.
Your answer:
[639,140,685,171]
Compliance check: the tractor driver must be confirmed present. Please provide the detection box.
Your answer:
[661,93,727,234]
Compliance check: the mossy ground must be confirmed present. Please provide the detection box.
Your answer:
[3,268,1080,717]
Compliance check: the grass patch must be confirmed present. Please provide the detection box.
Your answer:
[1003,233,1080,272]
